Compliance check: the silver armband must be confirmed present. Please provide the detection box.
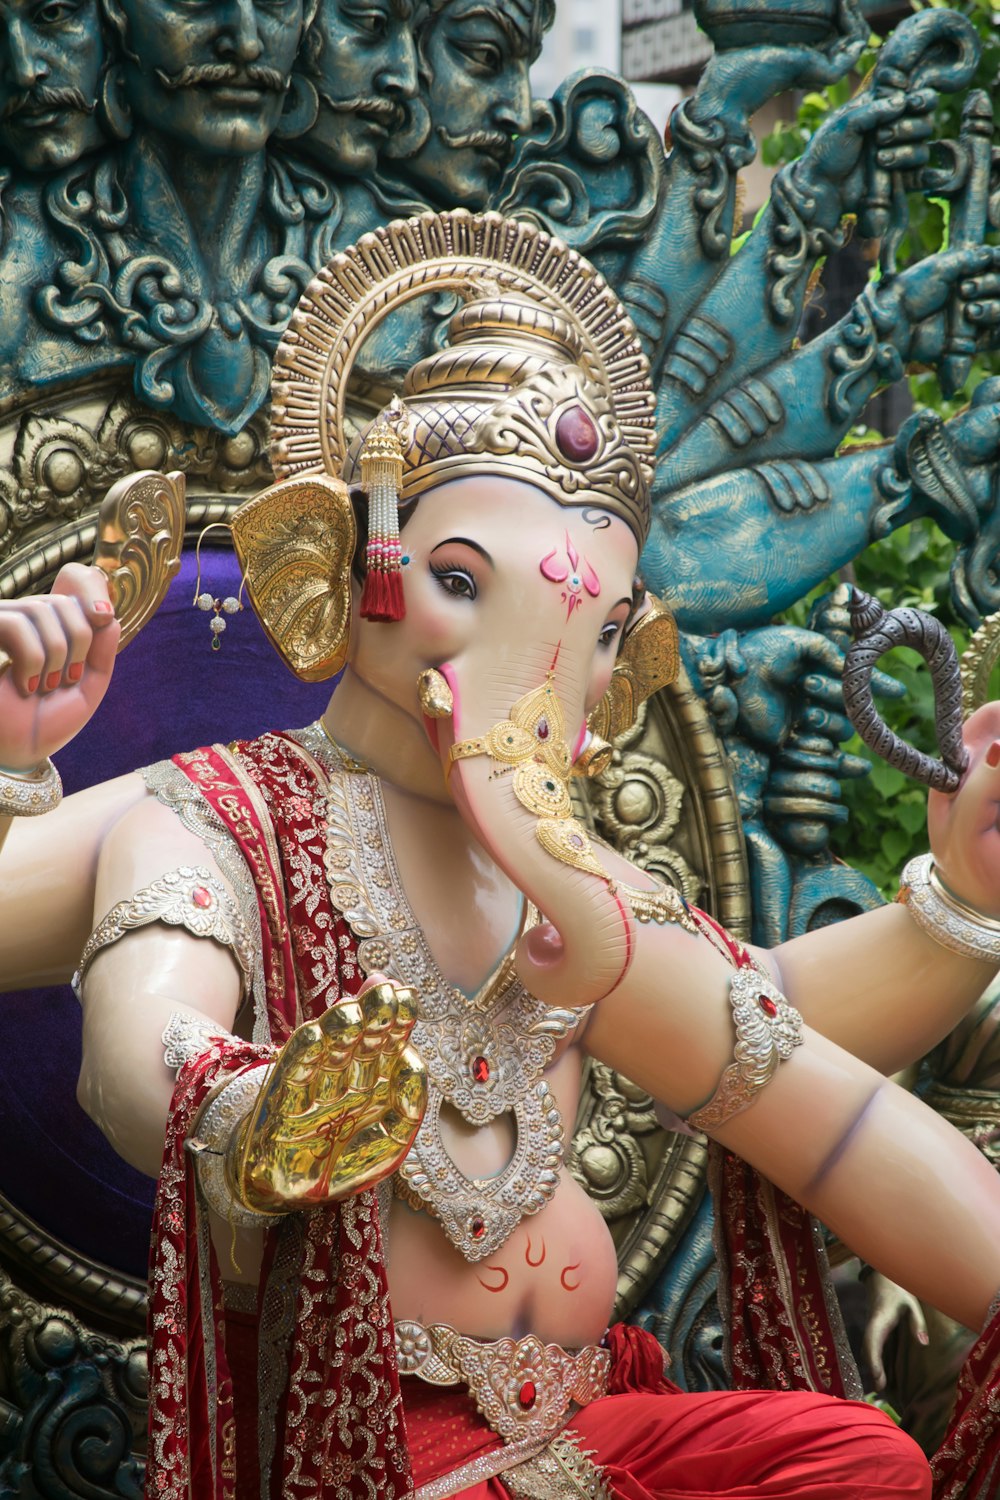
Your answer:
[0,759,62,817]
[188,1063,277,1228]
[899,853,1000,965]
[687,968,803,1133]
[74,866,255,999]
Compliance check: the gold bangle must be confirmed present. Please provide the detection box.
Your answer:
[0,759,62,817]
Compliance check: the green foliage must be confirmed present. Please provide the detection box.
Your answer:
[766,0,1000,894]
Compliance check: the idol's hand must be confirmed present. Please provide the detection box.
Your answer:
[233,974,427,1212]
[927,702,1000,917]
[0,564,120,774]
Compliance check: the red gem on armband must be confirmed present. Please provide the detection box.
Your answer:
[472,1056,490,1084]
[555,405,599,463]
[471,1217,486,1240]
[518,1381,537,1409]
[758,994,779,1018]
[191,886,214,910]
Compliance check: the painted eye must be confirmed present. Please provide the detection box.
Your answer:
[598,622,620,649]
[430,564,477,601]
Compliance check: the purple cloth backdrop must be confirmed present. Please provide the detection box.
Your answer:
[1,548,331,1278]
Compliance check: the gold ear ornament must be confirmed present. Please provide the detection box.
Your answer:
[584,594,681,765]
[229,473,357,683]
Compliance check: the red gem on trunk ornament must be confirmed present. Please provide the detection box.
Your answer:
[758,994,779,1018]
[518,1381,537,1409]
[472,1056,490,1084]
[191,886,213,909]
[555,405,599,463]
[536,719,550,741]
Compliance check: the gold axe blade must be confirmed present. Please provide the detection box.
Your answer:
[0,470,186,681]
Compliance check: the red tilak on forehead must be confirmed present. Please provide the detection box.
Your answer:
[539,533,601,621]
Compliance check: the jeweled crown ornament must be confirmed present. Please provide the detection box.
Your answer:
[270,210,656,547]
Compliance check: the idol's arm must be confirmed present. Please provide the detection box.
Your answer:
[0,775,149,989]
[584,951,1000,1334]
[770,700,1000,1075]
[75,793,245,1177]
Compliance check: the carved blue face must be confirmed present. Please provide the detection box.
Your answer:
[109,0,304,155]
[0,0,105,171]
[301,0,417,175]
[406,0,537,210]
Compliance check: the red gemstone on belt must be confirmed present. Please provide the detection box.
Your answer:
[472,1056,490,1084]
[471,1218,486,1239]
[518,1381,537,1409]
[191,886,213,909]
[758,995,779,1018]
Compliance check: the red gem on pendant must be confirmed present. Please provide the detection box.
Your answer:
[191,886,213,909]
[758,994,779,1018]
[518,1381,537,1409]
[471,1218,486,1240]
[472,1056,490,1084]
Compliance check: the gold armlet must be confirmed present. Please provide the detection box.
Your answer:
[0,760,62,817]
[898,853,1000,965]
[687,968,803,1133]
[73,867,254,1000]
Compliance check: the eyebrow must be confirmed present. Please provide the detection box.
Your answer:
[430,537,496,567]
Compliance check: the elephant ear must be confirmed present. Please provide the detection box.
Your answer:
[588,594,680,747]
[230,474,356,682]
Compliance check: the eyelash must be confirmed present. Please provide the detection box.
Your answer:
[599,623,621,649]
[429,562,477,600]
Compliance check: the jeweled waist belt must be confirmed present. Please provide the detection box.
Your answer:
[394,1319,610,1445]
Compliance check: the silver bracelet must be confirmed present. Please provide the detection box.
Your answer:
[187,1063,278,1228]
[687,967,804,1133]
[162,1010,239,1077]
[899,852,1000,965]
[0,759,62,817]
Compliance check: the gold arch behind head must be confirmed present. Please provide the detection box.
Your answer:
[269,209,656,494]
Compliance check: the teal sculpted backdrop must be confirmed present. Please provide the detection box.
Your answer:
[1,0,1000,1487]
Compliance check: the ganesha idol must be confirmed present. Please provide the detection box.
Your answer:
[5,211,1000,1499]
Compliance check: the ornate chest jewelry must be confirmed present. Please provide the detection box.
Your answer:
[295,723,588,1262]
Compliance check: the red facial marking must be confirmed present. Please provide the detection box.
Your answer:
[540,534,601,620]
[560,1263,582,1292]
[540,548,569,584]
[477,1265,509,1293]
[525,1237,546,1268]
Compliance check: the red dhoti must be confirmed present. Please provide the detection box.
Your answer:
[403,1379,932,1500]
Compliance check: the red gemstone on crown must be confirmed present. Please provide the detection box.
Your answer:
[472,1056,490,1084]
[518,1381,537,1409]
[191,886,213,909]
[555,405,599,463]
[471,1218,486,1239]
[758,995,779,1018]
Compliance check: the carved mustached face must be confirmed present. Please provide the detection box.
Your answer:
[348,475,637,740]
[300,0,417,175]
[0,0,105,172]
[108,0,305,155]
[404,0,549,209]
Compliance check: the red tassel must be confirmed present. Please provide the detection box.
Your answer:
[360,567,384,621]
[384,568,406,621]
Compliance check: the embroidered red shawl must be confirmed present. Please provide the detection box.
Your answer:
[148,733,411,1499]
